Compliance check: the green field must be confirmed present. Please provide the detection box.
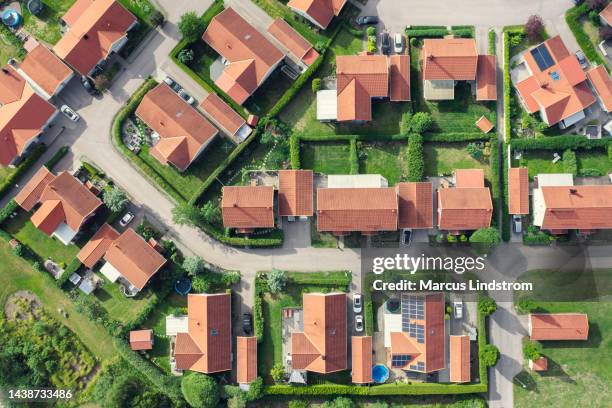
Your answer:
[423,142,491,177]
[301,141,351,174]
[359,142,408,185]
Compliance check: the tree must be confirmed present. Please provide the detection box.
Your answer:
[103,186,129,213]
[178,48,194,64]
[172,203,203,227]
[466,142,483,160]
[470,227,500,245]
[478,296,497,316]
[270,362,285,383]
[267,269,288,294]
[245,377,264,401]
[103,375,140,408]
[600,25,612,40]
[525,15,544,41]
[227,396,246,408]
[481,344,500,367]
[183,256,206,277]
[311,78,321,93]
[523,340,543,361]
[181,373,219,408]
[409,112,433,134]
[132,390,172,408]
[178,12,203,43]
[200,201,221,225]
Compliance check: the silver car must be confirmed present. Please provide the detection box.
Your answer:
[394,33,404,53]
[355,315,364,332]
[353,293,362,313]
[178,89,195,105]
[60,105,80,122]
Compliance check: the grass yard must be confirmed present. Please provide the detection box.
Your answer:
[515,149,612,180]
[301,141,351,174]
[0,26,25,65]
[423,142,490,177]
[0,239,116,360]
[359,142,408,185]
[3,210,79,265]
[21,0,75,45]
[93,273,155,324]
[245,69,295,116]
[0,164,17,184]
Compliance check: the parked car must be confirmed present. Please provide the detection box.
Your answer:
[242,313,253,334]
[453,300,463,319]
[403,229,412,245]
[164,76,182,93]
[513,215,523,234]
[356,15,378,25]
[355,315,364,332]
[60,105,80,122]
[80,75,99,96]
[394,33,404,53]
[178,89,195,105]
[380,32,391,55]
[353,293,362,314]
[119,211,135,227]
[575,50,588,70]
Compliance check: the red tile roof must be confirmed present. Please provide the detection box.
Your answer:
[476,55,497,100]
[267,18,318,65]
[103,228,166,291]
[14,166,55,211]
[601,2,612,25]
[19,44,73,97]
[509,167,529,215]
[291,293,347,373]
[449,335,470,383]
[129,329,153,351]
[530,356,548,371]
[351,336,372,384]
[77,223,120,268]
[397,182,433,229]
[537,185,612,230]
[31,200,65,235]
[203,8,284,105]
[516,36,596,126]
[136,83,218,171]
[529,313,589,341]
[475,115,494,133]
[316,188,398,233]
[278,170,313,217]
[174,293,232,373]
[422,39,478,81]
[199,93,246,136]
[438,188,492,231]
[287,0,346,29]
[0,66,57,167]
[587,65,612,112]
[389,55,411,101]
[54,0,136,75]
[455,169,485,188]
[237,336,257,384]
[221,186,275,229]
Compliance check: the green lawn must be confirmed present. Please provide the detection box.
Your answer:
[423,142,491,177]
[515,149,612,180]
[301,141,351,174]
[93,273,155,324]
[0,26,25,65]
[3,210,79,265]
[0,164,17,184]
[0,239,116,360]
[359,142,408,185]
[21,0,75,45]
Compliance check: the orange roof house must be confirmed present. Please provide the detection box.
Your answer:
[221,186,275,230]
[287,0,347,29]
[600,2,612,26]
[475,115,494,133]
[389,55,411,102]
[476,55,497,101]
[54,0,137,76]
[587,65,612,113]
[202,8,284,105]
[449,335,470,383]
[533,184,612,231]
[0,66,57,167]
[529,313,589,341]
[509,167,529,215]
[237,336,257,385]
[199,93,249,140]
[351,336,372,384]
[16,170,102,243]
[437,169,492,231]
[267,18,319,67]
[515,35,596,127]
[77,223,120,268]
[18,44,73,99]
[136,83,218,171]
[102,228,166,291]
[397,182,433,229]
[278,170,313,217]
[291,293,347,373]
[174,293,232,373]
[389,293,445,373]
[316,188,398,234]
[129,329,154,351]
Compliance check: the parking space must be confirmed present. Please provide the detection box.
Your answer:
[158,59,209,104]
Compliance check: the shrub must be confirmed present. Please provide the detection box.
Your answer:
[466,142,483,160]
[178,11,204,43]
[579,168,603,176]
[183,256,206,277]
[510,134,612,150]
[478,296,497,316]
[469,227,500,246]
[289,402,308,408]
[488,29,496,54]
[181,373,219,408]
[409,112,433,134]
[0,200,18,226]
[290,134,300,169]
[268,269,288,294]
[366,26,376,36]
[422,132,489,142]
[562,149,577,175]
[227,396,246,408]
[349,139,359,174]
[177,48,194,63]
[253,294,264,342]
[311,78,321,93]
[323,397,355,408]
[103,186,129,213]
[57,259,83,288]
[406,28,448,38]
[406,133,424,182]
[270,363,285,383]
[44,146,69,170]
[201,201,221,225]
[515,298,538,314]
[525,15,544,41]
[399,112,412,136]
[246,377,264,401]
[589,9,601,25]
[481,344,500,367]
[192,275,212,293]
[523,340,543,361]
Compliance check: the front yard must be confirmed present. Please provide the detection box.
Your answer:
[423,142,491,177]
[0,164,17,185]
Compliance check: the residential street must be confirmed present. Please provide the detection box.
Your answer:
[0,0,601,407]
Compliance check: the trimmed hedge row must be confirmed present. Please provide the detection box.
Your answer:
[44,146,69,170]
[297,133,410,142]
[489,134,501,230]
[0,144,47,200]
[199,221,283,247]
[501,143,511,242]
[406,28,448,38]
[509,135,612,150]
[287,271,351,286]
[290,133,300,169]
[406,133,424,181]
[364,299,374,336]
[349,139,358,174]
[566,4,610,71]
[254,278,265,343]
[488,29,496,55]
[422,132,490,142]
[477,311,489,386]
[265,382,486,396]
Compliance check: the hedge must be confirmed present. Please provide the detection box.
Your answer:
[0,24,26,60]
[422,132,490,142]
[450,28,474,38]
[509,135,612,150]
[406,133,424,182]
[349,139,359,174]
[566,4,610,71]
[297,133,410,142]
[57,258,83,288]
[489,134,501,230]
[501,143,510,242]
[287,271,351,286]
[290,134,300,169]
[364,299,374,336]
[488,29,496,55]
[265,382,486,396]
[405,28,449,38]
[502,28,514,141]
[477,311,489,385]
[562,149,577,175]
[199,220,283,247]
[0,200,18,226]
[0,143,47,200]
[253,293,264,343]
[44,146,69,170]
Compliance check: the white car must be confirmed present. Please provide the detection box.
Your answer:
[394,33,404,53]
[453,300,463,319]
[119,211,135,227]
[355,315,364,332]
[178,89,195,105]
[60,105,80,122]
[353,293,362,313]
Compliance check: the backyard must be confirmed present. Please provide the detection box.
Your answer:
[0,164,17,184]
[423,142,491,177]
[0,26,25,65]
[93,273,156,325]
[513,149,612,179]
[359,142,408,185]
[301,141,351,174]
[21,0,75,45]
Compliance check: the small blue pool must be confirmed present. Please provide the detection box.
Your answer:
[372,364,389,383]
[2,10,22,28]
[174,277,192,295]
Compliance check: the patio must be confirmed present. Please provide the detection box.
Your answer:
[281,307,303,372]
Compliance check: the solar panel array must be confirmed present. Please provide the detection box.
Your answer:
[530,45,555,71]
[401,294,424,323]
[391,354,411,368]
[406,322,425,343]
[408,361,425,372]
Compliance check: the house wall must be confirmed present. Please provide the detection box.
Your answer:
[289,6,326,30]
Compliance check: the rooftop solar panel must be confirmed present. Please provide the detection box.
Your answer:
[530,45,555,71]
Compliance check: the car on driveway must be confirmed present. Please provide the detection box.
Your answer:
[353,293,362,313]
[164,76,182,93]
[453,300,463,319]
[242,313,253,334]
[80,76,99,96]
[119,211,135,227]
[380,32,391,55]
[355,315,364,332]
[394,33,404,53]
[178,89,195,105]
[60,105,80,122]
[356,15,378,26]
[575,50,588,70]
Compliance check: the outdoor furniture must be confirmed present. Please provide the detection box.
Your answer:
[552,153,561,163]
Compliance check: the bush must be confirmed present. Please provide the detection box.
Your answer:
[366,26,376,36]
[481,344,500,367]
[399,112,412,136]
[227,396,246,408]
[562,149,577,175]
[103,186,129,213]
[469,227,500,246]
[478,296,497,316]
[323,397,354,408]
[178,11,204,43]
[349,139,359,174]
[510,134,612,150]
[181,373,219,408]
[566,4,609,69]
[177,48,194,63]
[311,78,321,93]
[406,133,424,182]
[253,293,264,342]
[523,340,543,361]
[44,146,69,170]
[466,142,483,160]
[515,298,538,314]
[409,112,433,134]
[270,363,285,383]
[488,29,496,54]
[0,200,18,226]
[183,256,206,277]
[246,377,264,401]
[589,9,601,25]
[406,28,449,38]
[525,15,544,41]
[0,144,46,201]
[290,134,300,169]
[268,269,288,294]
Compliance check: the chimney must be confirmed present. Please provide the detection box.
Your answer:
[569,188,577,195]
[1,68,9,74]
[427,54,434,61]
[84,34,89,40]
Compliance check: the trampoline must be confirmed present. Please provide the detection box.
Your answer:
[372,364,389,383]
[27,0,44,15]
[385,298,401,313]
[174,277,192,295]
[2,9,22,28]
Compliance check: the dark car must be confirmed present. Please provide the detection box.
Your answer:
[242,313,253,334]
[356,15,378,26]
[380,32,391,55]
[80,76,99,96]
